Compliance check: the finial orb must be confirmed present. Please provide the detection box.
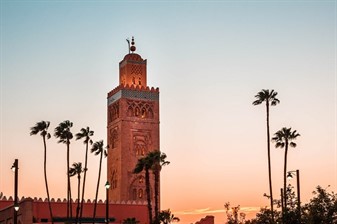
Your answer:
[130,36,136,53]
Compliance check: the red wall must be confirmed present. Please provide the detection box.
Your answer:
[1,197,148,223]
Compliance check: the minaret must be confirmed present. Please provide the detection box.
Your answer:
[107,37,160,202]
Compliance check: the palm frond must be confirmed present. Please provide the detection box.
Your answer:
[69,162,83,177]
[275,142,284,148]
[253,89,280,107]
[91,140,104,155]
[273,127,300,149]
[290,142,297,148]
[30,121,50,137]
[134,159,145,174]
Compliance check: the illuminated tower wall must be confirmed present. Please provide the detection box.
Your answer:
[107,38,159,203]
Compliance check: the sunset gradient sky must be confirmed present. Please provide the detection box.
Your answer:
[1,1,336,223]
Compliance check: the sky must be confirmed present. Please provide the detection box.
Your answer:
[0,0,336,223]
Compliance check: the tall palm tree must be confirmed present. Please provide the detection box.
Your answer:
[69,162,83,224]
[272,127,300,219]
[75,127,94,222]
[91,140,107,223]
[54,120,73,220]
[134,155,153,224]
[30,121,54,224]
[148,151,170,224]
[253,89,280,222]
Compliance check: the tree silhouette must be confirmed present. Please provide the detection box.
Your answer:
[272,127,300,219]
[69,162,83,224]
[75,127,94,222]
[134,155,153,224]
[30,121,54,224]
[91,140,106,223]
[158,209,180,224]
[148,151,170,224]
[54,120,73,220]
[253,89,280,222]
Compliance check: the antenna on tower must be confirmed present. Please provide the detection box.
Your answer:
[126,38,130,54]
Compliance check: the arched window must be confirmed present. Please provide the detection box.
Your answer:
[135,107,140,117]
[138,189,143,198]
[141,108,146,118]
[139,176,144,184]
[138,77,142,85]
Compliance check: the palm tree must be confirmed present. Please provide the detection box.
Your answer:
[75,127,94,222]
[69,162,83,224]
[134,155,153,224]
[91,140,107,223]
[148,151,170,224]
[158,209,180,224]
[54,120,73,220]
[253,89,280,222]
[30,121,54,224]
[272,127,300,219]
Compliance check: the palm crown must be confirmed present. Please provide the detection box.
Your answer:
[69,162,83,177]
[149,150,170,172]
[75,127,94,144]
[91,140,106,156]
[253,89,280,106]
[54,120,73,143]
[272,127,300,148]
[30,121,51,139]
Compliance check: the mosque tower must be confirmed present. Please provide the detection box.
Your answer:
[107,37,160,203]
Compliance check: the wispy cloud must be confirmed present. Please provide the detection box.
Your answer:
[174,206,261,215]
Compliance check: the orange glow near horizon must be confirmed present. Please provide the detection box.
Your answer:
[1,1,336,224]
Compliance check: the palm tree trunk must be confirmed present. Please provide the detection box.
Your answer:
[266,102,275,222]
[76,175,81,224]
[67,142,70,220]
[43,136,54,224]
[283,143,288,220]
[92,151,103,224]
[67,141,73,220]
[154,170,159,224]
[80,143,89,223]
[145,168,153,224]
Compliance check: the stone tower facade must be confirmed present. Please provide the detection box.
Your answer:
[107,38,159,203]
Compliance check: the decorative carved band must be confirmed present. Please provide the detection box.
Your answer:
[108,88,159,106]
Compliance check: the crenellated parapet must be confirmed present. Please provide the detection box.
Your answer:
[107,84,159,106]
[0,194,149,224]
[107,84,159,98]
[0,195,147,205]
